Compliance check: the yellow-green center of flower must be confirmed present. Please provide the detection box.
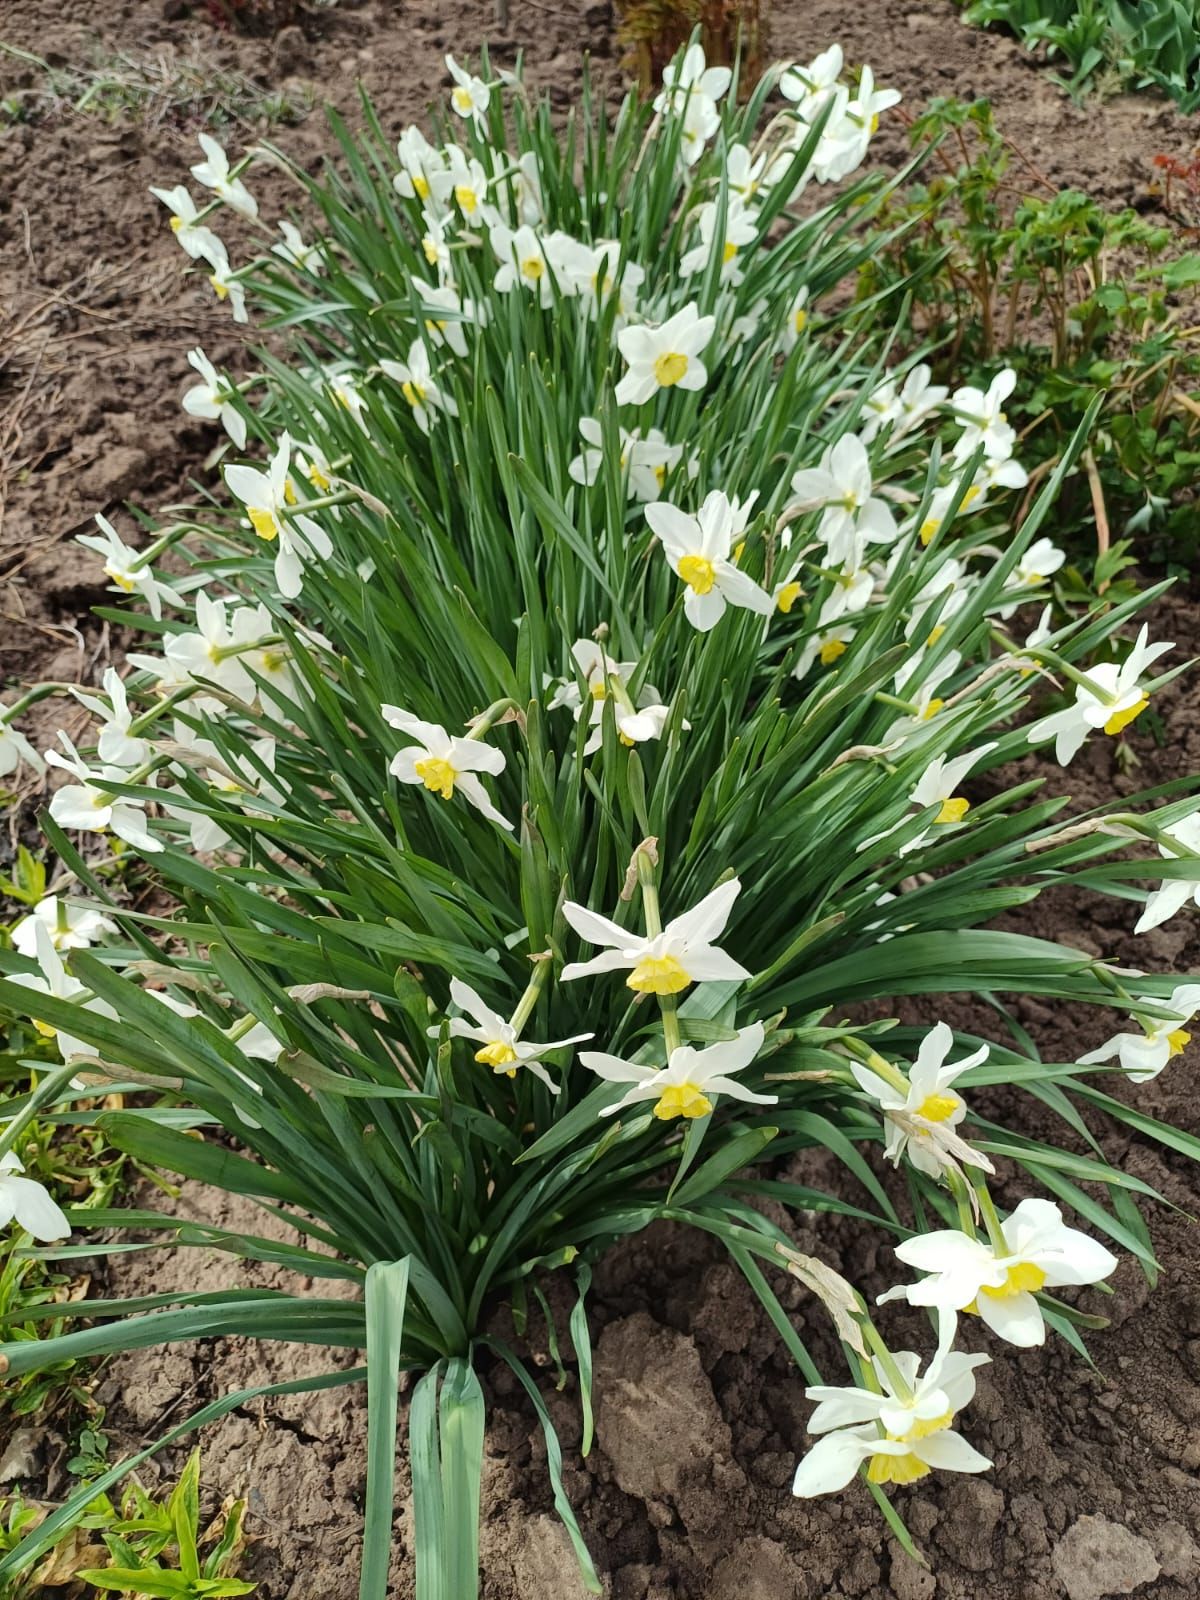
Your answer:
[627,953,691,995]
[413,173,430,199]
[820,637,848,665]
[170,215,184,233]
[210,274,229,301]
[867,1450,930,1486]
[919,517,940,547]
[307,462,331,491]
[413,756,456,798]
[454,184,479,215]
[722,240,738,264]
[980,1261,1047,1299]
[31,1017,57,1040]
[107,566,136,593]
[1104,695,1149,736]
[916,1091,960,1123]
[423,237,441,266]
[521,255,544,281]
[777,581,803,614]
[402,380,427,410]
[678,554,716,595]
[922,698,944,721]
[249,507,279,542]
[935,796,970,825]
[475,1040,518,1072]
[452,86,475,114]
[794,307,808,335]
[654,1082,712,1120]
[1166,1027,1191,1058]
[653,351,689,387]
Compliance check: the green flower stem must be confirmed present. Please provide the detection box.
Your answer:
[1,683,79,721]
[635,847,682,1057]
[972,1176,1009,1254]
[0,1062,82,1165]
[860,1318,913,1403]
[510,956,550,1036]
[989,628,1120,706]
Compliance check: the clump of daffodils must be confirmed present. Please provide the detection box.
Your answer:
[2,38,1199,1595]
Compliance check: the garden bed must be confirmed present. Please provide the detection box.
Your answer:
[3,1,1200,1597]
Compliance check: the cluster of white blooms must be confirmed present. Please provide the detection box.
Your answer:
[3,44,1196,1537]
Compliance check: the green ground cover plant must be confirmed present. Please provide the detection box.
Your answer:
[857,95,1200,572]
[960,0,1200,110]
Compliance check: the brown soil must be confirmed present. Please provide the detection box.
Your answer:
[4,1,1200,1597]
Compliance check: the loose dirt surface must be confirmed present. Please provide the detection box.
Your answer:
[4,0,1200,1597]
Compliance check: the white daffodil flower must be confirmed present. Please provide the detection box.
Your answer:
[792,624,857,682]
[383,705,512,831]
[446,53,491,124]
[852,1022,991,1179]
[70,668,149,769]
[412,277,485,358]
[1078,983,1200,1082]
[190,133,257,218]
[76,515,184,622]
[547,638,674,756]
[778,286,810,355]
[881,1198,1118,1347]
[486,146,545,228]
[792,1310,990,1495]
[324,369,369,430]
[996,537,1066,618]
[9,921,118,1062]
[149,184,222,261]
[443,144,491,224]
[950,369,1018,463]
[0,1152,69,1242]
[561,877,749,994]
[653,43,731,165]
[569,419,684,503]
[646,490,773,633]
[789,436,898,565]
[552,237,644,324]
[615,304,715,406]
[859,363,948,445]
[0,715,45,779]
[1135,811,1200,933]
[394,126,448,207]
[779,44,845,122]
[816,542,876,625]
[655,41,732,113]
[45,737,161,854]
[198,241,248,323]
[225,433,333,599]
[380,342,459,435]
[432,977,591,1093]
[910,743,997,828]
[163,591,258,701]
[882,653,963,744]
[1028,624,1171,765]
[182,347,247,449]
[204,245,248,324]
[724,142,770,203]
[12,897,116,959]
[680,197,759,285]
[582,1021,773,1121]
[490,223,560,304]
[272,221,325,275]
